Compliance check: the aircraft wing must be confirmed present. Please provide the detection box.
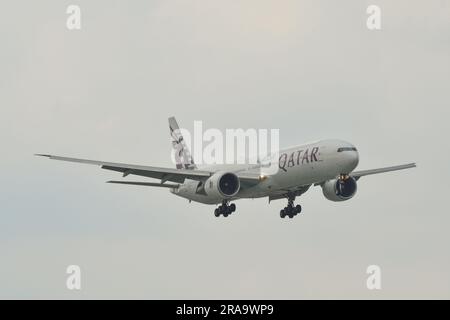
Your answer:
[36,154,265,186]
[314,162,416,186]
[36,154,212,183]
[351,163,416,180]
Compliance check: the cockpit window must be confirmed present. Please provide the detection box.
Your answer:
[337,147,357,152]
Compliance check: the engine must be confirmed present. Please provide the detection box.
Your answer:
[322,176,357,201]
[204,172,240,200]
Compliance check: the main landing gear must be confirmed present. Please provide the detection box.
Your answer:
[214,200,236,217]
[280,194,302,219]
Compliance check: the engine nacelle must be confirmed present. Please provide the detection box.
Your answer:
[322,176,357,202]
[204,171,240,200]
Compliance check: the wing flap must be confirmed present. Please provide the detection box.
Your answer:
[107,181,179,188]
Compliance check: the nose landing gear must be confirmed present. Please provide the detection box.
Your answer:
[280,194,302,218]
[214,200,236,217]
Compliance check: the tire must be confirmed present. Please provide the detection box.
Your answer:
[286,206,293,215]
[230,203,236,212]
[214,208,220,217]
[223,212,229,217]
[295,205,302,214]
[280,209,286,218]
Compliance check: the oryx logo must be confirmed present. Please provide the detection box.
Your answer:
[278,147,320,172]
[169,117,197,170]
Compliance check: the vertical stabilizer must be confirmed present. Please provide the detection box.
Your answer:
[169,117,197,170]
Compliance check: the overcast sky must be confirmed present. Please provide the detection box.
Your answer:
[1,0,449,299]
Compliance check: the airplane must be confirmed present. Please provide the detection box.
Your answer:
[36,117,416,219]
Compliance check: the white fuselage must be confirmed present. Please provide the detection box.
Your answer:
[171,139,359,204]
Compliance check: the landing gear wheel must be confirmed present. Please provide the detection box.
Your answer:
[214,201,236,217]
[279,193,302,218]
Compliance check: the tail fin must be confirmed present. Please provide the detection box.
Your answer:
[169,117,197,170]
